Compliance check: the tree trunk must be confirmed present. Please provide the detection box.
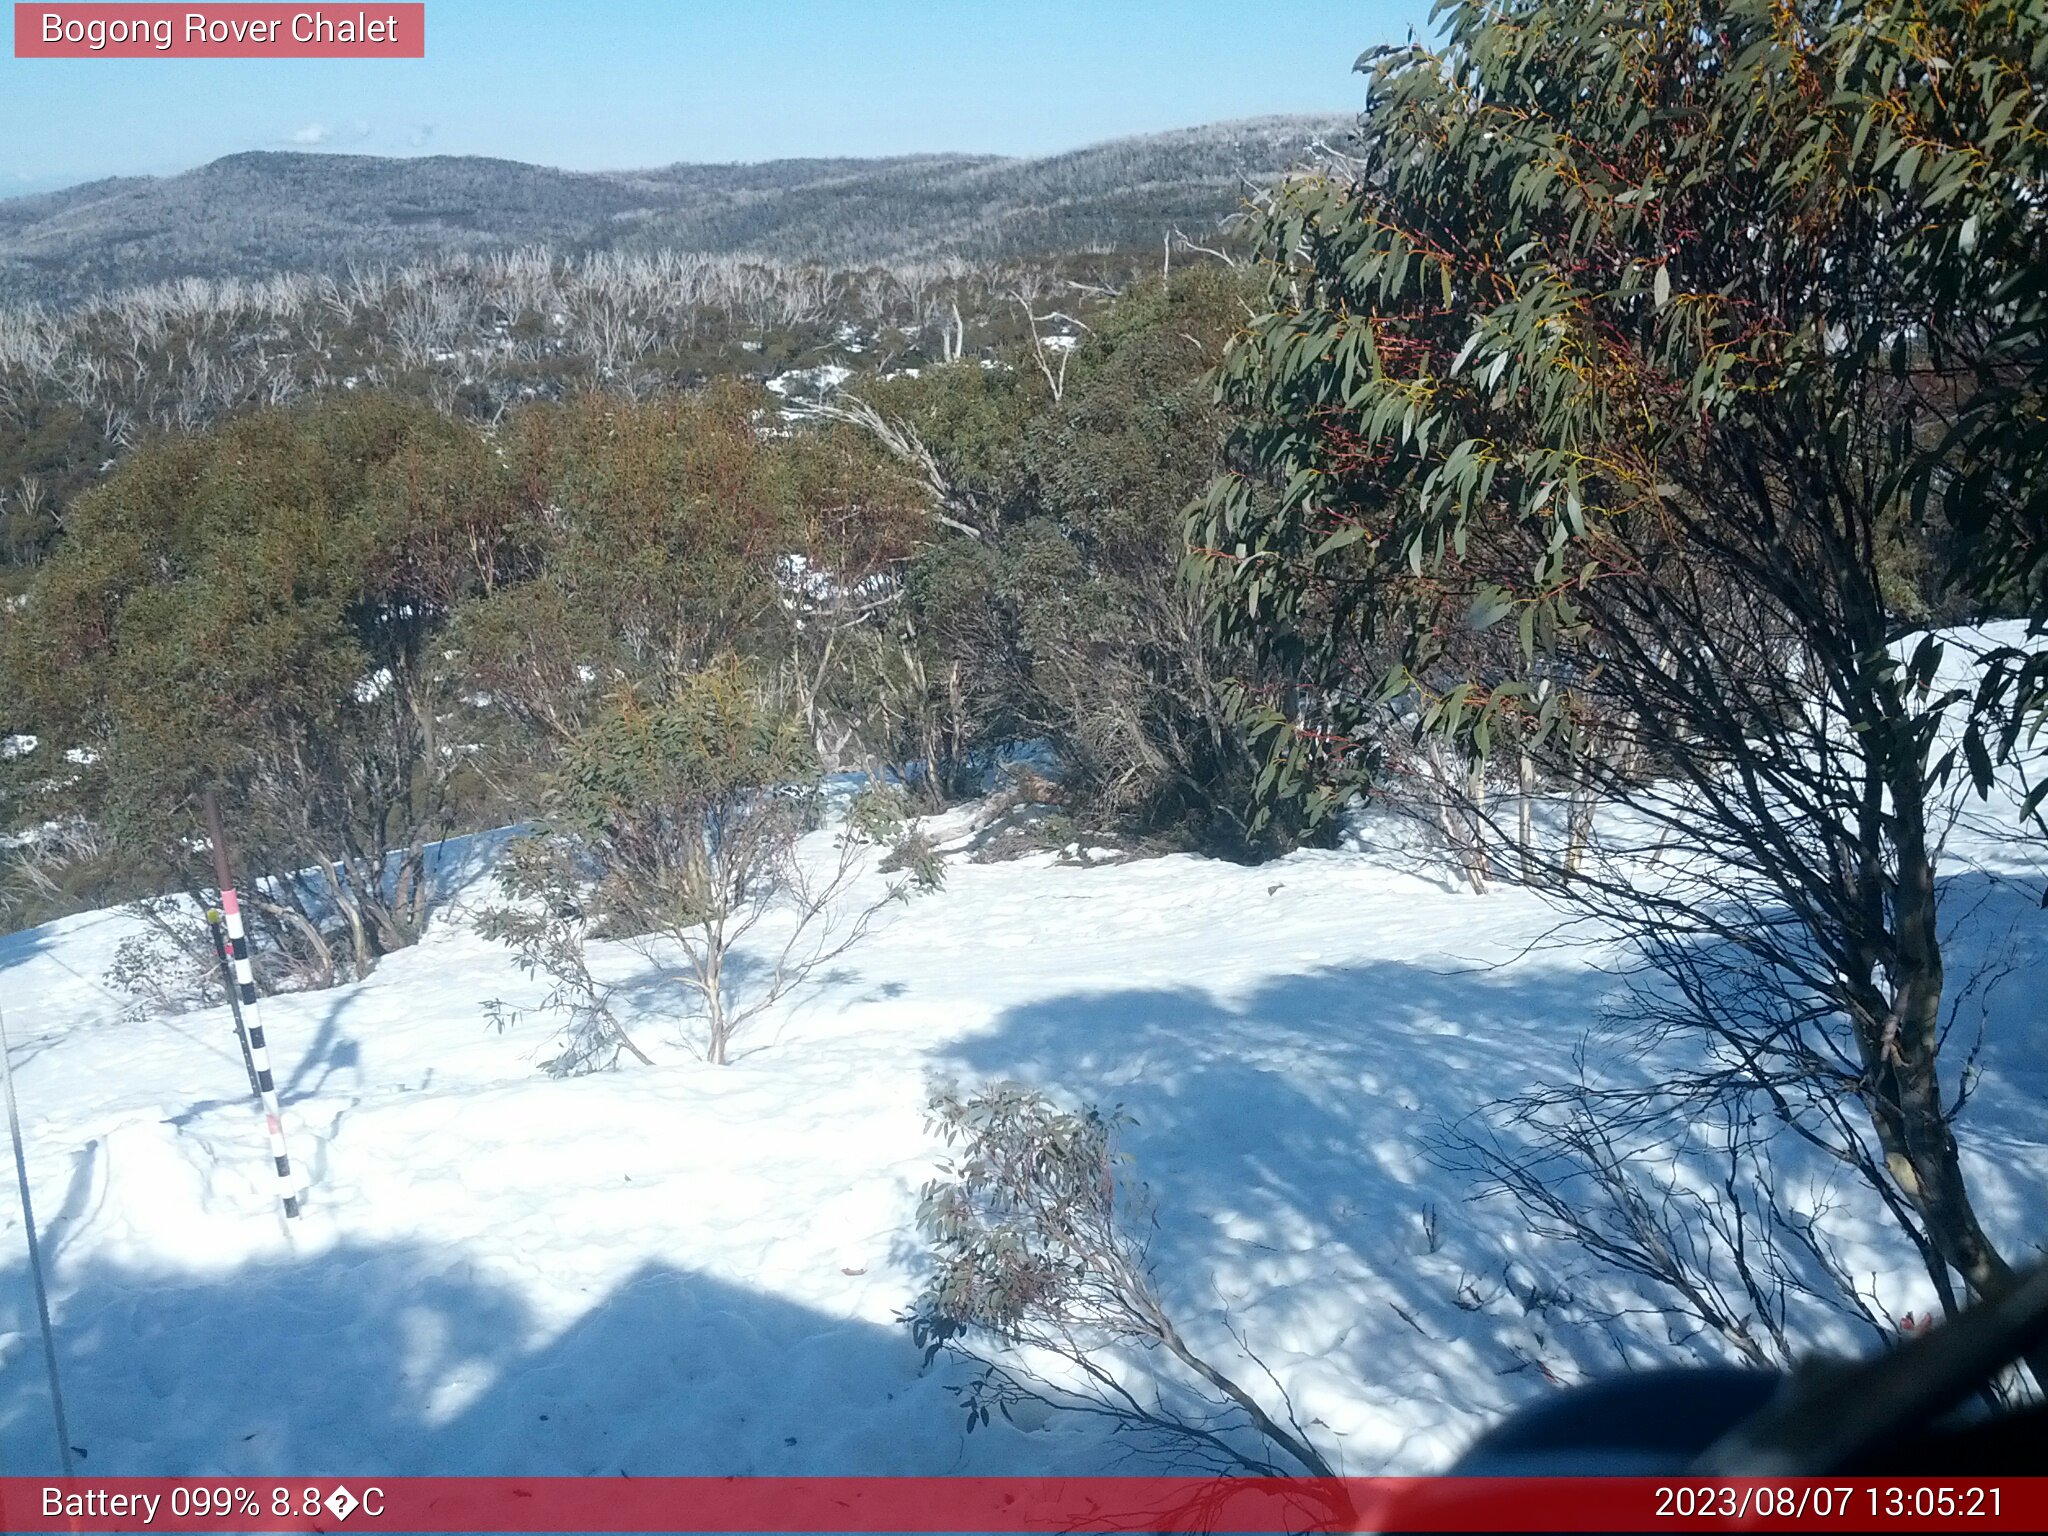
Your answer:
[702,922,728,1066]
[1866,768,2048,1389]
[318,854,376,979]
[1465,756,1491,895]
[1565,731,1600,878]
[1517,749,1536,885]
[249,893,338,991]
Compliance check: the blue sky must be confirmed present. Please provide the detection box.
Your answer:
[0,1,1435,195]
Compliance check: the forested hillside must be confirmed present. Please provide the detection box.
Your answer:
[0,115,1348,305]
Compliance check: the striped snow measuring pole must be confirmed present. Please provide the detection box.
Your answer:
[206,909,263,1099]
[202,790,302,1221]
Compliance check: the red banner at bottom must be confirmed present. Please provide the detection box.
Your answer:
[2,1476,2044,1533]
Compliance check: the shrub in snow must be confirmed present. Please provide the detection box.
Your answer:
[12,396,512,980]
[911,1082,1335,1477]
[106,898,223,1018]
[878,828,946,892]
[478,835,651,1076]
[486,658,900,1066]
[0,815,113,932]
[1190,0,2048,1391]
[844,782,915,846]
[846,782,945,892]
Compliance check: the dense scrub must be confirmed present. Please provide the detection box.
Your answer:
[1,264,1330,936]
[0,246,1140,594]
[860,268,1319,853]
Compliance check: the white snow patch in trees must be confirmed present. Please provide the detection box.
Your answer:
[765,364,853,399]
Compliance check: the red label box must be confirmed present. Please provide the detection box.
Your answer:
[13,3,424,58]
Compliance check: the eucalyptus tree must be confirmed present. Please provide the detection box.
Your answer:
[1195,0,2048,1368]
[10,394,523,979]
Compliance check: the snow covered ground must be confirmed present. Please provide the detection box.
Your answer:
[1,708,2043,1477]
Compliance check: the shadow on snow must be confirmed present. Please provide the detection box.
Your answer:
[0,1245,1072,1477]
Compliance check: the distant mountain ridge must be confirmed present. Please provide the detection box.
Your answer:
[0,115,1353,306]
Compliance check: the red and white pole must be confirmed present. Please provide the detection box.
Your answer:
[202,790,303,1221]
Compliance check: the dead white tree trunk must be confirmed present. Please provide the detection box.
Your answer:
[1517,748,1537,884]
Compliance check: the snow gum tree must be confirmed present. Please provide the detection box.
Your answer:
[843,270,1323,853]
[451,385,930,787]
[1194,0,2048,1377]
[6,394,523,980]
[454,385,804,750]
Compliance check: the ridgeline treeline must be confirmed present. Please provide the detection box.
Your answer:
[0,116,1351,307]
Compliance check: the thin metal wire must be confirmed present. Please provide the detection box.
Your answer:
[0,1005,76,1476]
